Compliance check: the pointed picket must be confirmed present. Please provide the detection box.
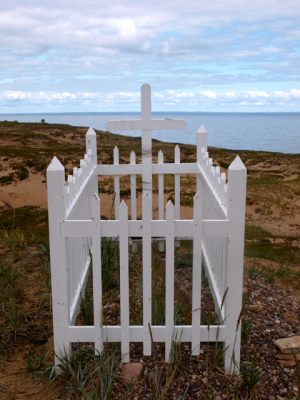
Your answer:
[119,200,130,362]
[158,150,164,220]
[130,151,137,220]
[142,192,152,355]
[192,192,202,355]
[91,193,103,354]
[114,147,120,219]
[165,201,175,362]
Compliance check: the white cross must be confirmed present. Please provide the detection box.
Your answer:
[106,83,187,198]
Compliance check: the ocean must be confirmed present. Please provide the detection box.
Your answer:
[0,112,299,154]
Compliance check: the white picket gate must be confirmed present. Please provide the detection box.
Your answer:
[47,84,246,374]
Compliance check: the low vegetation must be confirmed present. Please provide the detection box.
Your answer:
[0,122,299,398]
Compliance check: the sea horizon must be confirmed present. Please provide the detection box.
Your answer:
[1,111,300,154]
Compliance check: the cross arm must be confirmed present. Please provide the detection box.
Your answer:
[106,118,187,131]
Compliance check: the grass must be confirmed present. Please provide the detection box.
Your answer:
[0,205,51,358]
[245,240,300,265]
[0,122,299,398]
[247,264,300,290]
[247,173,282,185]
[50,345,118,399]
[245,224,273,240]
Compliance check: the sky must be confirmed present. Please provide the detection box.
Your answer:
[0,0,300,112]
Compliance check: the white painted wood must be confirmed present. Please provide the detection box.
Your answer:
[91,193,103,354]
[141,84,153,200]
[192,193,202,355]
[221,173,227,207]
[224,156,247,374]
[62,219,231,239]
[86,127,97,165]
[197,126,208,158]
[202,243,224,322]
[158,150,165,252]
[47,156,70,367]
[113,147,120,220]
[165,201,175,361]
[67,324,227,343]
[97,163,197,176]
[197,164,227,218]
[130,151,137,220]
[47,85,246,373]
[119,201,130,362]
[142,192,152,355]
[106,119,187,131]
[174,145,180,220]
[158,150,164,220]
[106,84,186,216]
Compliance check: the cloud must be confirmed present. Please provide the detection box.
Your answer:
[1,88,299,112]
[0,1,300,111]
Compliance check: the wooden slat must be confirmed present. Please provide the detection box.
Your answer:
[197,164,227,218]
[119,201,130,362]
[192,193,203,355]
[96,163,197,176]
[142,193,152,355]
[113,147,120,219]
[165,201,175,361]
[91,193,103,354]
[130,151,137,220]
[67,325,226,343]
[106,119,187,132]
[158,150,164,220]
[62,219,231,238]
[174,145,180,220]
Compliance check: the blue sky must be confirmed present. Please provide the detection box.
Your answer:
[0,0,300,112]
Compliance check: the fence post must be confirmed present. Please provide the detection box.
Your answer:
[47,156,70,367]
[224,156,247,374]
[197,125,208,161]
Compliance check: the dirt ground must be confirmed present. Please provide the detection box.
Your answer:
[0,121,299,399]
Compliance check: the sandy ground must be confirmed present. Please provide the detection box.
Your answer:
[0,122,299,399]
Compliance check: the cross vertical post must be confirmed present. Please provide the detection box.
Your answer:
[141,83,152,198]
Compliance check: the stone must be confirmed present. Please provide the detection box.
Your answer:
[120,362,144,384]
[276,353,295,361]
[278,359,296,367]
[274,336,300,354]
[249,302,263,313]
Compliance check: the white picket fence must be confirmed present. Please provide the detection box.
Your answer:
[47,84,246,374]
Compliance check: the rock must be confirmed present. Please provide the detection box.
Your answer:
[120,362,144,384]
[249,302,263,313]
[278,359,296,367]
[274,336,300,354]
[276,353,294,361]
